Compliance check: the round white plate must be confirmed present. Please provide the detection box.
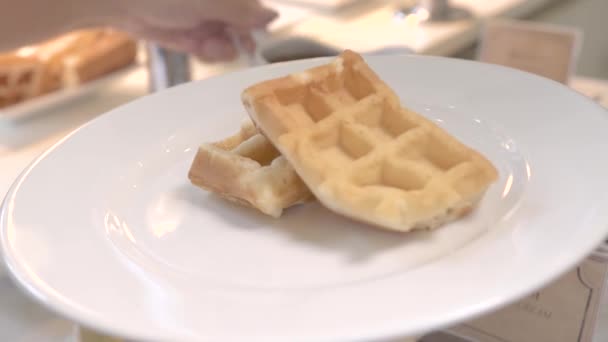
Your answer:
[2,55,608,342]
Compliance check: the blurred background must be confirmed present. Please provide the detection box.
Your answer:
[2,0,608,120]
[1,0,608,341]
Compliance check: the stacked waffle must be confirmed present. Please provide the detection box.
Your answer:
[0,28,137,109]
[188,50,498,232]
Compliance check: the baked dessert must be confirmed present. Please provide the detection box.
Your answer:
[0,28,137,109]
[242,50,498,232]
[0,54,44,108]
[188,119,312,217]
[57,29,137,87]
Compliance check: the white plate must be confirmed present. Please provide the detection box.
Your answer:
[2,55,608,342]
[0,65,137,123]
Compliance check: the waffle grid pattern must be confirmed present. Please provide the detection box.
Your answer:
[188,120,312,218]
[0,62,42,107]
[244,50,498,231]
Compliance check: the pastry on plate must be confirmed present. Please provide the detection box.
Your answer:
[0,28,137,109]
[188,119,312,218]
[0,54,45,108]
[242,50,499,232]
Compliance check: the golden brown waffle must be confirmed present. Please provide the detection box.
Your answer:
[60,29,137,87]
[0,55,45,108]
[188,119,312,217]
[0,28,137,109]
[242,50,499,232]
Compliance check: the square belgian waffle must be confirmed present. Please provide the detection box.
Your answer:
[188,119,312,218]
[242,50,498,232]
[0,55,46,108]
[0,28,137,109]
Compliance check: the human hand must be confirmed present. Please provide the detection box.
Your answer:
[112,0,277,62]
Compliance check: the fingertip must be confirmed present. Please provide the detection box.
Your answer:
[198,37,238,63]
[256,7,279,26]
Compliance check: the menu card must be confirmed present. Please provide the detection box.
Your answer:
[477,19,582,84]
[427,255,608,342]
